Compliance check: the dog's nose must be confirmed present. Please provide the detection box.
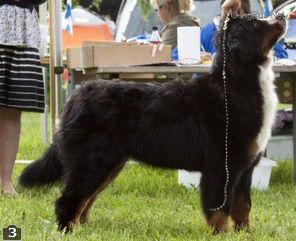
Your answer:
[268,14,287,31]
[276,13,285,21]
[275,13,287,27]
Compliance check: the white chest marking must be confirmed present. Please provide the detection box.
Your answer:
[256,56,278,153]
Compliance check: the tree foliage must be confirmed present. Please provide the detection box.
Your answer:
[70,0,152,20]
[72,0,102,9]
[138,0,153,20]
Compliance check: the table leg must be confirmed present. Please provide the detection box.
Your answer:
[49,61,56,139]
[293,73,296,184]
[41,66,48,143]
[67,69,76,98]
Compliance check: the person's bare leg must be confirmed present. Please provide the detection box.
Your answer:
[0,107,21,195]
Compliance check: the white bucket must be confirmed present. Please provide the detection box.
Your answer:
[266,135,293,160]
[251,157,277,191]
[178,157,276,191]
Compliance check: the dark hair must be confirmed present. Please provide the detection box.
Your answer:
[241,0,251,13]
[274,0,286,9]
[79,0,93,8]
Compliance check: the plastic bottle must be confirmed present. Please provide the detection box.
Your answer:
[149,26,162,44]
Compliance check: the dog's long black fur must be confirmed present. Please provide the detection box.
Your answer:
[19,6,286,232]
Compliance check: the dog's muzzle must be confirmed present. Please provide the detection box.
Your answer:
[268,13,287,37]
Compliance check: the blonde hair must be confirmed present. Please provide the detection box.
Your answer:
[150,0,195,13]
[150,0,161,9]
[178,0,195,13]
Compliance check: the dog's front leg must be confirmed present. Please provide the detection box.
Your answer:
[200,168,231,232]
[230,155,260,230]
[230,170,252,230]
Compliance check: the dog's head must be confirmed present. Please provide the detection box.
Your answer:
[216,0,286,65]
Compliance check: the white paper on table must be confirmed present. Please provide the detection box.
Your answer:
[274,58,296,66]
[177,26,200,65]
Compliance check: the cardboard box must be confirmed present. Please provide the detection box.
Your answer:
[66,46,94,69]
[67,41,172,69]
[93,43,171,67]
[82,41,130,47]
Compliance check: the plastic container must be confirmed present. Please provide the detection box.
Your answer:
[251,157,277,191]
[149,26,162,44]
[178,170,201,189]
[266,135,293,160]
[286,19,296,39]
[178,158,277,191]
[177,26,200,64]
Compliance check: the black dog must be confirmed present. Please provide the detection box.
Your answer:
[19,0,286,233]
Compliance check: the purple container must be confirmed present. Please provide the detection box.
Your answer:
[286,19,296,38]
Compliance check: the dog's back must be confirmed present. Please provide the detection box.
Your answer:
[60,78,207,171]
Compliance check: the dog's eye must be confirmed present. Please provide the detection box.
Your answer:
[228,38,240,50]
[232,32,240,39]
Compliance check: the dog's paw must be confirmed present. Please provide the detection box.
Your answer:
[207,211,229,233]
[234,220,250,232]
[58,222,73,234]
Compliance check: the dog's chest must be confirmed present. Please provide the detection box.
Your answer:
[256,60,278,153]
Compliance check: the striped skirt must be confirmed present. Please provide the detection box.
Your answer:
[0,45,45,113]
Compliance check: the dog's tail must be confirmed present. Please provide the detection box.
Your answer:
[19,145,63,188]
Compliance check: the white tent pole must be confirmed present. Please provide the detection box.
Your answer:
[39,3,47,24]
[49,0,63,137]
[39,3,48,143]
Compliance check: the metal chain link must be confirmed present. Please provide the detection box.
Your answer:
[209,12,231,212]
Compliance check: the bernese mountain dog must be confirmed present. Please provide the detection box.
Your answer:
[19,0,286,233]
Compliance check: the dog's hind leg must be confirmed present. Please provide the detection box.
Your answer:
[55,144,125,233]
[55,162,124,232]
[79,161,125,224]
[230,155,260,230]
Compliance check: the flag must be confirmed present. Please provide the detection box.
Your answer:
[64,0,73,35]
[263,0,273,17]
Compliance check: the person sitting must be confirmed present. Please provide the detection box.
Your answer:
[150,0,200,48]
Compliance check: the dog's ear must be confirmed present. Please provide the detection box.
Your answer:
[221,0,251,19]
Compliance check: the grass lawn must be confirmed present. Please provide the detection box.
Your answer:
[0,112,296,241]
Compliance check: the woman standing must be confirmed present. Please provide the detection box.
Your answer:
[0,0,46,194]
[150,0,199,48]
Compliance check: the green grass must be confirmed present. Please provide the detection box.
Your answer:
[1,113,296,240]
[17,113,48,160]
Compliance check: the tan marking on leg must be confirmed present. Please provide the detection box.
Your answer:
[231,195,250,230]
[68,199,89,228]
[249,140,259,157]
[207,211,229,232]
[79,162,125,224]
[80,195,98,224]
